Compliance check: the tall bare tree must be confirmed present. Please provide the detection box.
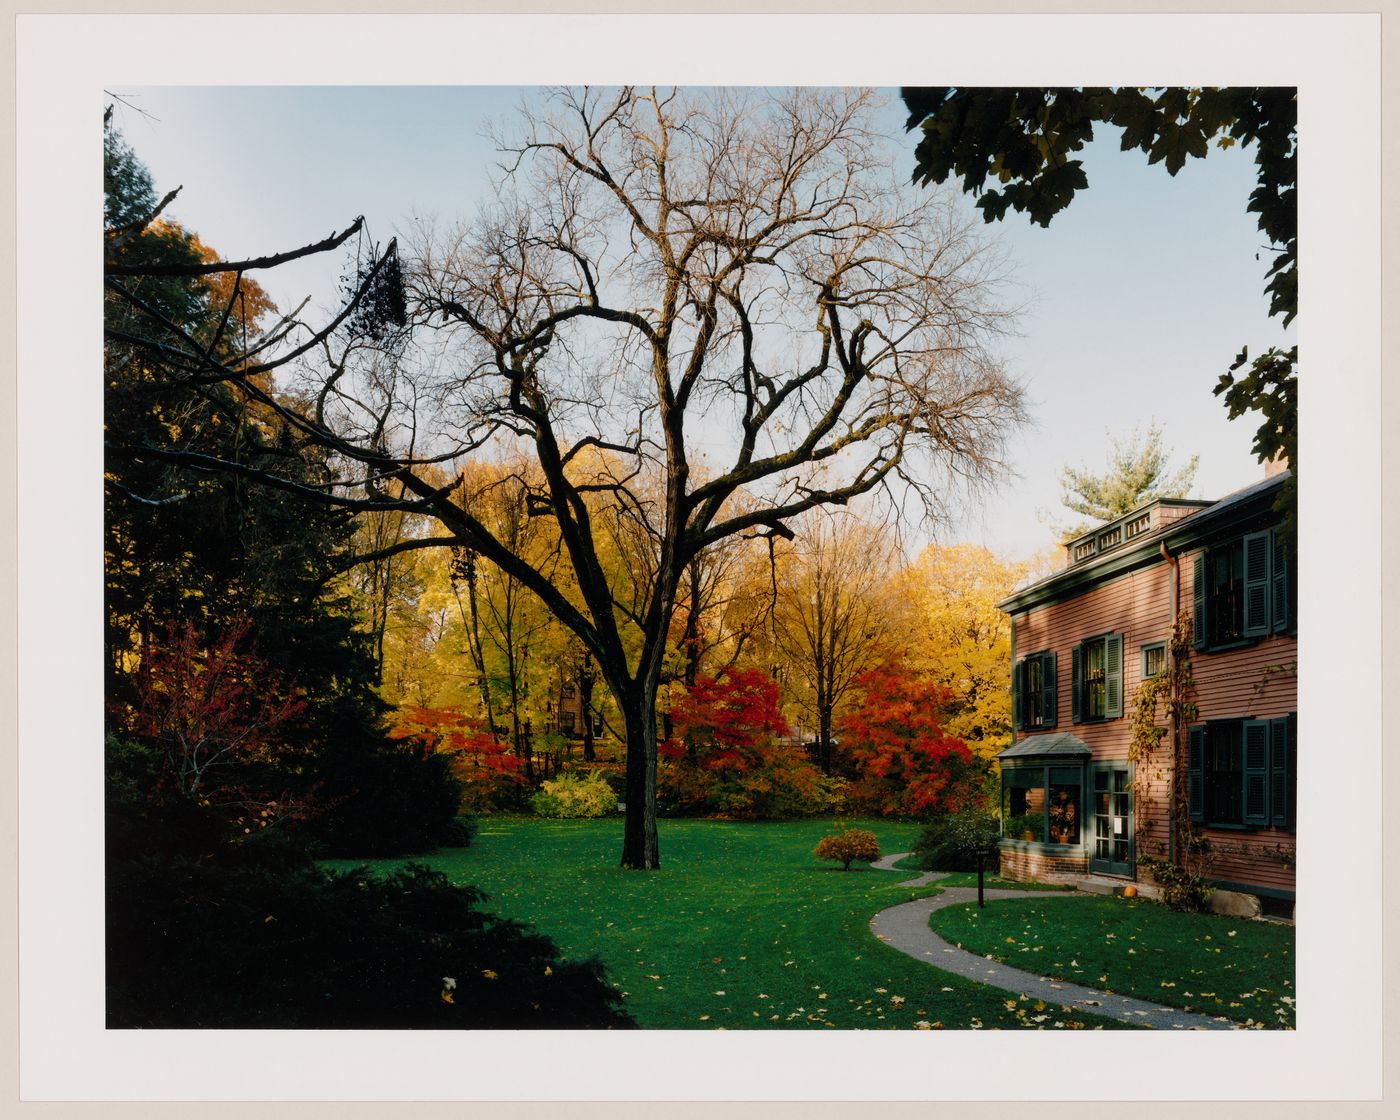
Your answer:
[114,87,1025,869]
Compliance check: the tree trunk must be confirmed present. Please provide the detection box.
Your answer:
[619,689,660,870]
[580,670,596,763]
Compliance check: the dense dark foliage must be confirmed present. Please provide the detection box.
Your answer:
[104,118,465,855]
[101,123,625,1028]
[106,740,629,1029]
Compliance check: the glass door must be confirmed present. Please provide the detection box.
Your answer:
[1090,765,1133,877]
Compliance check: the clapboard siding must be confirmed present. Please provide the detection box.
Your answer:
[1013,562,1172,764]
[1006,546,1297,897]
[1186,550,1298,719]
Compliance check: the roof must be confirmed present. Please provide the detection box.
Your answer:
[1159,470,1290,547]
[997,471,1289,615]
[997,732,1091,760]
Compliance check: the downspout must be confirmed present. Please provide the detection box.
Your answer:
[1003,614,1015,842]
[1159,540,1178,866]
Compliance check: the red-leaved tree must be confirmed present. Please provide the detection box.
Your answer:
[838,663,981,816]
[388,707,525,811]
[133,618,305,800]
[661,669,833,818]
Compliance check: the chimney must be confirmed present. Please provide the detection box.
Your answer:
[1264,450,1290,480]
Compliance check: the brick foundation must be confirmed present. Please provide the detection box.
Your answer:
[999,843,1088,884]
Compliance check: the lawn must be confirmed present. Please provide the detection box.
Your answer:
[929,896,1295,1028]
[326,817,1125,1030]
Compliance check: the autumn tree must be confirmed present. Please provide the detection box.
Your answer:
[772,513,895,774]
[838,663,980,817]
[112,88,1025,869]
[897,543,1029,760]
[1059,422,1198,529]
[661,668,830,818]
[902,86,1296,531]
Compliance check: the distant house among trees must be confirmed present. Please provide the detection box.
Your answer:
[996,463,1296,918]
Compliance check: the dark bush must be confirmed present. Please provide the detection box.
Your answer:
[441,814,479,848]
[309,736,469,858]
[105,736,631,1029]
[912,809,1001,872]
[107,856,633,1029]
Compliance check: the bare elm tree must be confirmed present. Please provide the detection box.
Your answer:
[116,87,1026,869]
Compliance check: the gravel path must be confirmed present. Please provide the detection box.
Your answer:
[870,853,1239,1031]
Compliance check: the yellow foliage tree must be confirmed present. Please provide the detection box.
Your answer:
[897,543,1034,761]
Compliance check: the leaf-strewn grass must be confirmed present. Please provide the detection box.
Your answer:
[930,897,1295,1028]
[326,818,1125,1030]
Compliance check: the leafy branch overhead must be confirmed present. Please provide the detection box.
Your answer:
[902,87,1297,531]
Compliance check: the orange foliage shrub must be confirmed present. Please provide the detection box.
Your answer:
[814,825,880,870]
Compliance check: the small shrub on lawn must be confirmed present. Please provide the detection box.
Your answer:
[442,813,479,847]
[532,771,619,819]
[814,825,880,870]
[913,809,1001,871]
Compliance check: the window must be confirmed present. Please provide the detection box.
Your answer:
[1193,529,1292,649]
[1071,633,1123,722]
[1001,764,1082,845]
[562,684,577,699]
[1141,642,1166,679]
[1012,651,1057,730]
[561,711,576,733]
[1188,715,1296,829]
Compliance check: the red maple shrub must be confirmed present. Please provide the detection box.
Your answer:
[837,663,982,817]
[659,668,836,818]
[132,618,306,801]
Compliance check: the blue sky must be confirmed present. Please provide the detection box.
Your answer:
[111,85,1291,559]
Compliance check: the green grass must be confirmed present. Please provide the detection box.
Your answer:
[930,896,1295,1028]
[326,818,1125,1030]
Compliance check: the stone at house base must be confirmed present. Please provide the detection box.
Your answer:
[1208,888,1263,919]
[1068,874,1164,902]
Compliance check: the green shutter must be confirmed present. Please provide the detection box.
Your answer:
[1188,725,1205,823]
[1071,645,1083,723]
[1011,660,1023,731]
[1103,633,1123,718]
[1270,716,1290,827]
[1192,551,1207,649]
[1243,719,1269,825]
[1288,712,1298,831]
[1272,533,1289,634]
[1243,531,1272,636]
[1043,652,1057,727]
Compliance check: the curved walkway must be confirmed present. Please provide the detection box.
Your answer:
[870,853,1239,1031]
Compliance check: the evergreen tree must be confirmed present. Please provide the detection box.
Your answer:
[1058,422,1198,529]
